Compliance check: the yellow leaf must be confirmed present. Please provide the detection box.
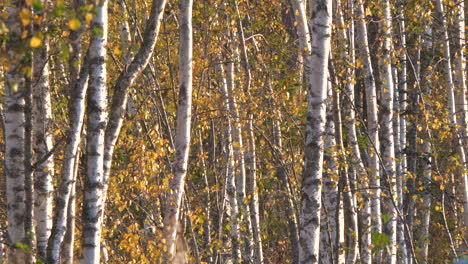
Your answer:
[114,46,123,56]
[68,18,81,31]
[62,31,70,37]
[29,36,41,48]
[20,9,32,27]
[85,13,94,24]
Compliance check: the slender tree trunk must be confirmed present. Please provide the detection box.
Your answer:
[234,2,263,262]
[320,82,345,264]
[101,0,167,225]
[337,0,365,261]
[197,132,213,263]
[355,2,382,259]
[379,0,397,262]
[299,0,332,262]
[4,1,31,262]
[225,26,254,262]
[435,0,468,243]
[81,0,108,262]
[32,2,54,258]
[162,0,193,260]
[46,8,88,261]
[217,61,241,264]
[395,1,409,261]
[452,0,468,242]
[419,141,431,261]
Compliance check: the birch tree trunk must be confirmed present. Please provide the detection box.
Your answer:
[234,2,263,262]
[395,1,409,261]
[337,0,365,261]
[225,26,254,261]
[379,0,397,262]
[32,2,54,258]
[419,141,431,261]
[434,0,468,243]
[217,62,242,264]
[101,0,167,222]
[299,0,332,262]
[320,83,345,264]
[162,0,193,261]
[81,0,108,262]
[47,23,88,264]
[4,1,30,262]
[355,1,382,256]
[452,0,468,242]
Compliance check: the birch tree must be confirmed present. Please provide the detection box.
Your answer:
[299,0,332,262]
[217,61,242,263]
[434,0,468,243]
[4,0,31,262]
[162,0,193,260]
[337,0,365,260]
[81,0,108,262]
[355,0,382,256]
[234,1,263,262]
[379,0,397,261]
[46,2,88,258]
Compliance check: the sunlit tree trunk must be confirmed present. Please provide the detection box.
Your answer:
[379,0,397,262]
[31,1,54,259]
[291,0,311,85]
[435,0,468,243]
[395,1,409,261]
[320,82,345,264]
[355,1,382,259]
[299,0,332,262]
[225,24,254,261]
[46,1,88,258]
[4,1,31,262]
[81,0,108,262]
[216,61,241,264]
[162,0,193,261]
[452,0,468,242]
[197,131,213,263]
[419,141,431,261]
[337,0,364,261]
[101,0,167,224]
[234,2,263,262]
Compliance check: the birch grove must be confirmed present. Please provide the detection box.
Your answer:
[1,0,468,263]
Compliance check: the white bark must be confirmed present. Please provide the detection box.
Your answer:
[452,0,468,242]
[379,0,397,262]
[395,1,409,261]
[162,0,193,260]
[81,0,108,262]
[435,0,468,243]
[337,0,365,261]
[234,2,263,262]
[419,141,431,261]
[355,0,382,253]
[291,0,312,86]
[320,83,345,264]
[226,27,254,261]
[299,0,332,262]
[4,2,29,262]
[101,0,167,224]
[32,12,54,258]
[217,61,241,263]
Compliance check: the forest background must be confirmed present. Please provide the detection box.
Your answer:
[0,0,468,263]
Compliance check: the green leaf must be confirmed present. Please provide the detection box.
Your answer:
[14,242,30,252]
